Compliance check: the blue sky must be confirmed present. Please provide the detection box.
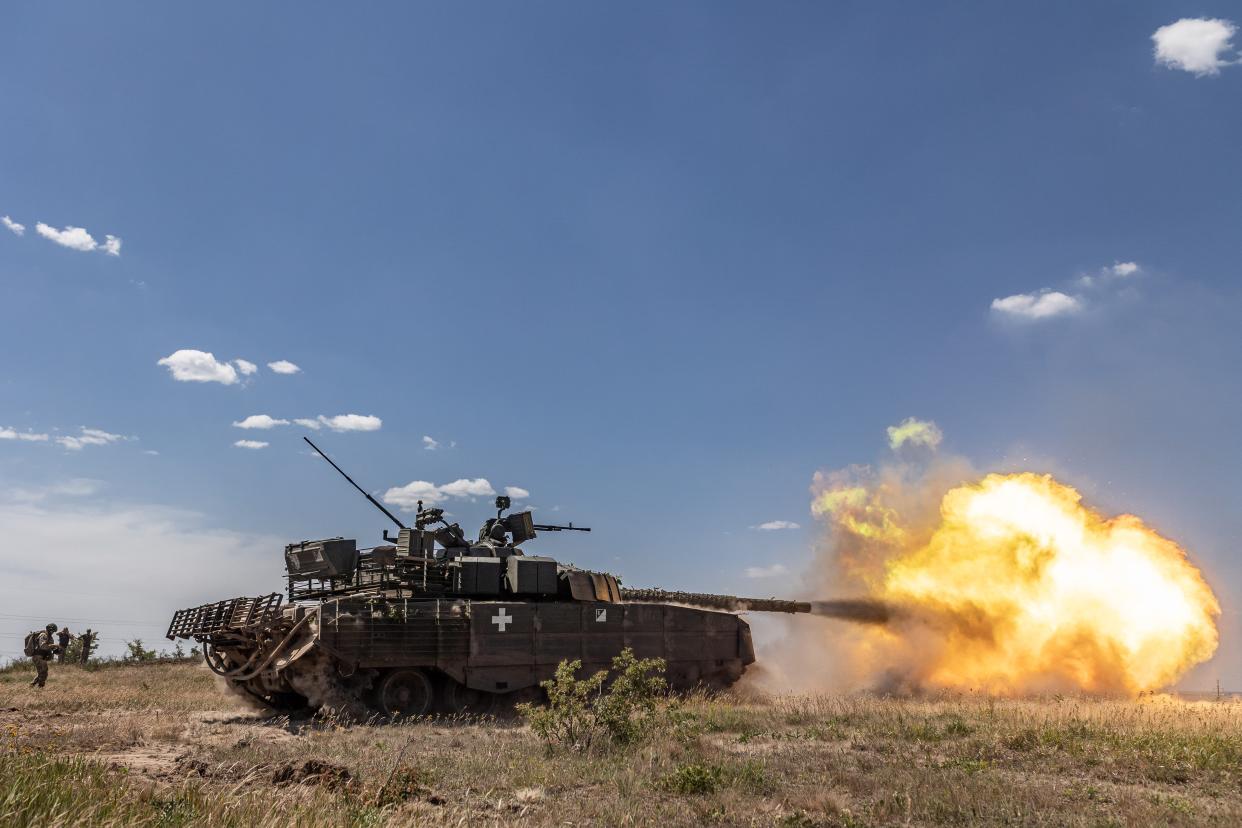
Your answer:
[2,3,1240,687]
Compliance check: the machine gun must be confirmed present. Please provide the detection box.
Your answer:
[532,522,590,533]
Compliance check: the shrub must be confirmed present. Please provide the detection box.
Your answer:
[518,647,667,752]
[661,762,725,795]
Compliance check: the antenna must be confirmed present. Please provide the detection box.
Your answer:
[303,436,406,530]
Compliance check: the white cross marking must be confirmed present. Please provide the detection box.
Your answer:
[595,609,607,622]
[492,608,512,632]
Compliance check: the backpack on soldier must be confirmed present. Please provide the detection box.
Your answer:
[23,631,39,657]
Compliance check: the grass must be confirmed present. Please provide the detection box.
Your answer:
[2,661,1241,825]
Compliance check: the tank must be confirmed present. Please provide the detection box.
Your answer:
[166,439,811,717]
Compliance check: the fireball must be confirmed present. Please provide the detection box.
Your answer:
[816,472,1220,695]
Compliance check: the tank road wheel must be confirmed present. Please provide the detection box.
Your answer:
[442,679,496,717]
[376,669,435,717]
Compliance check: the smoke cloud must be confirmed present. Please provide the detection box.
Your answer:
[749,423,1219,697]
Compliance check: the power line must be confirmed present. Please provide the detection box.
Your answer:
[0,612,168,627]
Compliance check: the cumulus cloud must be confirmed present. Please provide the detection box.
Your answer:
[232,415,289,430]
[887,417,943,451]
[315,414,382,432]
[157,350,239,385]
[2,216,24,236]
[233,440,269,450]
[1153,18,1238,76]
[990,291,1082,320]
[234,359,258,376]
[383,481,445,509]
[268,360,301,375]
[36,223,97,251]
[751,520,801,531]
[34,223,122,255]
[744,563,790,579]
[0,427,49,442]
[440,478,497,498]
[56,428,124,451]
[422,435,440,451]
[1111,261,1139,277]
[383,477,510,510]
[293,418,321,430]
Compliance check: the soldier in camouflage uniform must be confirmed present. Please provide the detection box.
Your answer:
[29,623,60,688]
[79,628,96,664]
[56,627,72,663]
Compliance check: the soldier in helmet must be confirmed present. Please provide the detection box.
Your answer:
[29,623,61,688]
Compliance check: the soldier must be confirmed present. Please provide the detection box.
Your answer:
[79,629,96,664]
[29,623,61,688]
[56,626,73,663]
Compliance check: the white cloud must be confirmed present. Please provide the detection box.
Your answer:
[1110,261,1139,277]
[1,216,24,236]
[744,563,790,579]
[36,223,98,251]
[505,486,531,500]
[143,450,160,456]
[268,360,301,375]
[316,414,382,432]
[990,291,1082,320]
[234,359,258,376]
[1153,18,1238,76]
[35,223,120,255]
[157,350,239,385]
[56,427,125,451]
[0,427,49,442]
[422,435,441,451]
[232,415,289,430]
[233,440,269,450]
[383,477,503,510]
[293,418,321,430]
[440,478,496,498]
[751,520,801,531]
[383,480,445,509]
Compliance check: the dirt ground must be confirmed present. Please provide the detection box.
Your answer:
[2,660,1241,826]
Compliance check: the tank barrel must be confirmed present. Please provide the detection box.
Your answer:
[303,437,407,530]
[620,589,895,624]
[619,588,811,614]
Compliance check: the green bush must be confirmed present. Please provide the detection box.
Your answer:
[661,762,725,795]
[518,647,666,752]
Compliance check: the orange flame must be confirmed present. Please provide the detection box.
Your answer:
[815,472,1220,694]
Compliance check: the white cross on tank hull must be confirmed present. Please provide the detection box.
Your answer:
[491,608,512,632]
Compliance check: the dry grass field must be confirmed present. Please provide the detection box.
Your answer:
[2,660,1241,827]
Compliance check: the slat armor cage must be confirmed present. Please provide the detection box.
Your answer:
[167,593,283,639]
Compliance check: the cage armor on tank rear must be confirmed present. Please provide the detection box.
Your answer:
[167,439,809,717]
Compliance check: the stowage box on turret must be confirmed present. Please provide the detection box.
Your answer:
[167,440,806,717]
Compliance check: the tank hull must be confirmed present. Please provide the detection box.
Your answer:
[179,595,755,716]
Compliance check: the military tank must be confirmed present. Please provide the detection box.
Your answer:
[166,439,813,717]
